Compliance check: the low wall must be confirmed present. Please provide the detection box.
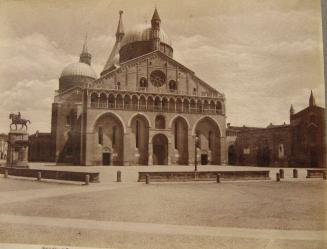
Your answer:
[306,169,327,178]
[0,167,100,183]
[138,170,270,182]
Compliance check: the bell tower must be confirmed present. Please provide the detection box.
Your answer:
[151,8,161,51]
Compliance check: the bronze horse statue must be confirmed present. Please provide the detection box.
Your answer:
[9,113,31,130]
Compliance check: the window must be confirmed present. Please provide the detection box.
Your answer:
[98,127,103,145]
[136,120,139,148]
[112,126,116,146]
[155,115,165,129]
[278,144,284,159]
[243,148,250,155]
[117,82,121,90]
[169,80,177,91]
[193,88,197,95]
[139,77,148,88]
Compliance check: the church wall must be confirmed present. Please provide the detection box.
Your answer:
[51,100,83,164]
[234,126,291,167]
[290,106,326,167]
[28,133,55,162]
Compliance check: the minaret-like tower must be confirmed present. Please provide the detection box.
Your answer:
[309,90,316,107]
[116,10,125,42]
[79,33,92,65]
[101,10,125,75]
[151,8,161,51]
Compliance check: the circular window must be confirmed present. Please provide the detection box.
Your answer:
[150,70,166,87]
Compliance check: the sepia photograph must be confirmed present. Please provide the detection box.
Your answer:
[0,0,326,248]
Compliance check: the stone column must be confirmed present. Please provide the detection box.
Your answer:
[84,132,95,166]
[123,131,131,166]
[188,133,195,165]
[220,136,227,165]
[148,142,153,165]
[168,141,173,165]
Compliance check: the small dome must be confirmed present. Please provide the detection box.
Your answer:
[60,62,97,79]
[120,25,172,49]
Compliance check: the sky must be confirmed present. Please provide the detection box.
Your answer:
[0,0,325,133]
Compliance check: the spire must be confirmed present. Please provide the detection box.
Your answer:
[80,33,91,65]
[82,33,88,53]
[116,10,124,41]
[101,11,125,75]
[290,104,294,115]
[151,8,161,51]
[151,7,161,22]
[309,90,316,107]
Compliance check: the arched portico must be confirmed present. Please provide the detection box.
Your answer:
[171,116,189,165]
[193,116,221,165]
[129,113,150,165]
[93,112,124,165]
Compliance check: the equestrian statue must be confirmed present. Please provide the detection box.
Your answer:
[9,112,31,130]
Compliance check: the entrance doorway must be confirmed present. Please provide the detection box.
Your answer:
[102,152,111,166]
[257,146,270,166]
[228,145,237,165]
[201,154,208,165]
[152,134,168,165]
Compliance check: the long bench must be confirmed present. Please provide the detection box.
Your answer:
[0,167,100,183]
[306,169,327,178]
[138,170,270,182]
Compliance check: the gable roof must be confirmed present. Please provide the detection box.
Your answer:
[97,50,224,97]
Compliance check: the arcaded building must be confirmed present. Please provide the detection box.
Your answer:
[51,9,227,166]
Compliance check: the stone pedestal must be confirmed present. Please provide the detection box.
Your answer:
[6,130,29,168]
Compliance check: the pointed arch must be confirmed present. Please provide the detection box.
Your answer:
[127,112,152,128]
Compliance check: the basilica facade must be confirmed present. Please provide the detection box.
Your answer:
[51,9,227,166]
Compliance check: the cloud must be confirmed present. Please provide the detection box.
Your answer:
[0,32,77,132]
[0,79,57,133]
[173,30,324,127]
[0,0,324,132]
[0,33,75,86]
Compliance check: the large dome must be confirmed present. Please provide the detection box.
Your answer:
[120,25,172,49]
[60,62,97,79]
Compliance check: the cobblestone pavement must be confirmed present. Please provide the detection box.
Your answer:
[0,163,326,249]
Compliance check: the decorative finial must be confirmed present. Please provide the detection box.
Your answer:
[290,104,294,116]
[309,90,316,107]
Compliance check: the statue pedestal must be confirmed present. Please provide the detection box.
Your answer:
[6,130,29,168]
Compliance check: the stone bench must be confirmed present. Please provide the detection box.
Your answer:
[0,167,99,183]
[306,169,327,178]
[138,170,270,182]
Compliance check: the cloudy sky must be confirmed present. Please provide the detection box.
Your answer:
[0,0,325,133]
